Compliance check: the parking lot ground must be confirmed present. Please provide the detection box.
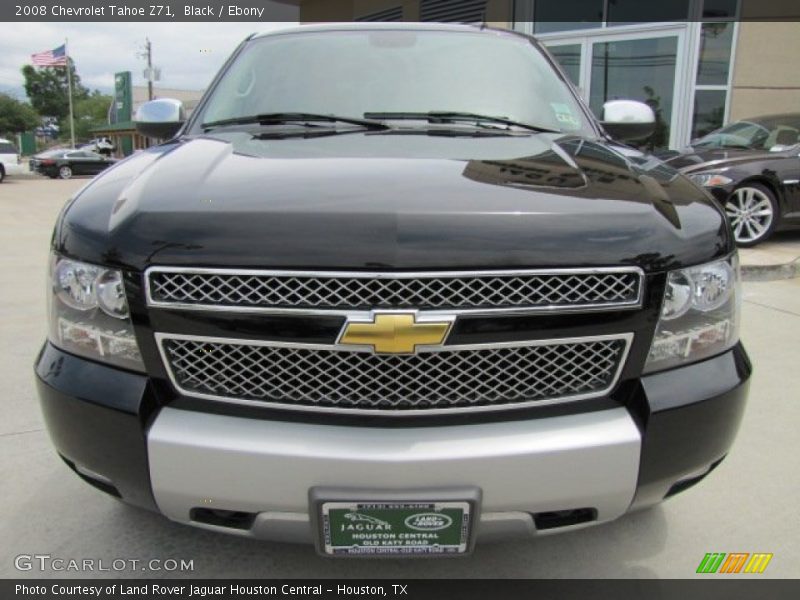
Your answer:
[0,177,798,578]
[739,231,800,281]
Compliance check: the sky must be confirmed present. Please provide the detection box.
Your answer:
[0,22,296,99]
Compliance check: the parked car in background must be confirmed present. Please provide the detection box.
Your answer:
[0,137,24,183]
[660,114,800,246]
[29,148,116,179]
[79,137,116,157]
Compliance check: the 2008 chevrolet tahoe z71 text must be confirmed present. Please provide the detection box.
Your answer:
[35,23,750,556]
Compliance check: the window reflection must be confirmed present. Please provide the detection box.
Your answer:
[590,37,678,150]
[547,44,581,86]
[692,90,727,140]
[697,22,733,85]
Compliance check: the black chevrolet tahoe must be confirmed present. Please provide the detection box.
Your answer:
[35,23,750,556]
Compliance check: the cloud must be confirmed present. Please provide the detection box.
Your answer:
[0,22,295,96]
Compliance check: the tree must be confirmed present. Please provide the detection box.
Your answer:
[69,91,113,141]
[0,93,39,136]
[21,59,88,120]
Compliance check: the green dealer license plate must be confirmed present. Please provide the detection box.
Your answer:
[320,501,472,556]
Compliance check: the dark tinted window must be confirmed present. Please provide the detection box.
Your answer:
[532,0,603,33]
[419,0,487,23]
[607,0,690,24]
[356,6,403,21]
[703,0,738,19]
[0,143,18,154]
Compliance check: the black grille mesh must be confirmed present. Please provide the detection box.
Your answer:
[162,337,627,411]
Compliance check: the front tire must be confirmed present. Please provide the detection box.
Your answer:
[0,167,5,183]
[724,183,778,247]
[58,165,73,179]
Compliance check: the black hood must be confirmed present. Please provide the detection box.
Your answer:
[57,130,731,273]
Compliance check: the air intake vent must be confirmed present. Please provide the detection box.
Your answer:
[420,0,487,23]
[533,508,597,530]
[191,508,256,530]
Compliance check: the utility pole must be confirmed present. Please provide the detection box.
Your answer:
[145,37,153,101]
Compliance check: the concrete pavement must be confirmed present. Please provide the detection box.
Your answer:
[0,177,797,578]
[739,232,800,281]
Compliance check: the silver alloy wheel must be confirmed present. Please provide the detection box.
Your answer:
[725,186,774,244]
[59,165,72,179]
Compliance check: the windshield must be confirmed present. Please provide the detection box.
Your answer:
[694,117,800,150]
[195,29,593,135]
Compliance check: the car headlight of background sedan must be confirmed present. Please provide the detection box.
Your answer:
[48,255,144,372]
[645,256,741,373]
[688,172,734,187]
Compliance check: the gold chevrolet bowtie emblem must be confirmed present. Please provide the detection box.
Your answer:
[339,312,452,354]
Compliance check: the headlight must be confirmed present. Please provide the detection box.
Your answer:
[644,256,740,373]
[688,172,733,187]
[48,255,144,372]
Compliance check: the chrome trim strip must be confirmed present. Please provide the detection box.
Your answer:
[154,332,634,416]
[144,266,645,316]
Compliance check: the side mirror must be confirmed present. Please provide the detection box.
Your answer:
[134,98,186,139]
[601,100,656,142]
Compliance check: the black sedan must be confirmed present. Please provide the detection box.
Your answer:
[29,148,116,180]
[660,113,800,246]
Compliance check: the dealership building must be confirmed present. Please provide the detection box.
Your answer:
[279,0,800,150]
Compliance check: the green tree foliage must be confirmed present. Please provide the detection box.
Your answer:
[0,93,40,135]
[70,91,113,141]
[21,59,89,120]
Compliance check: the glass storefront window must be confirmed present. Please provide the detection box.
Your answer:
[692,89,727,140]
[535,22,602,34]
[607,0,690,25]
[697,22,734,85]
[703,0,738,19]
[590,36,678,150]
[547,44,581,86]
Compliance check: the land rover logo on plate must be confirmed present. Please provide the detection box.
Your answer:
[404,512,453,531]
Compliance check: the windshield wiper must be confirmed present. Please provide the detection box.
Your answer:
[363,111,561,133]
[203,112,390,131]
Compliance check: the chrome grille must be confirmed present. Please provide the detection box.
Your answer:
[147,268,643,313]
[158,335,630,414]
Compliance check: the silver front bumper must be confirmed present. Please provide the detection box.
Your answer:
[148,406,641,543]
